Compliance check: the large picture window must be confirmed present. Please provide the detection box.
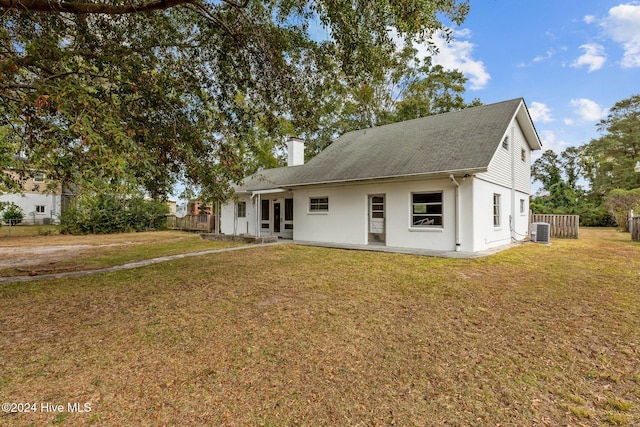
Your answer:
[411,192,443,226]
[309,197,328,213]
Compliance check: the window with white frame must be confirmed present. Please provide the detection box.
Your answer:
[33,173,46,183]
[309,197,328,213]
[411,192,443,227]
[35,205,45,214]
[493,194,501,227]
[236,201,246,218]
[520,199,525,214]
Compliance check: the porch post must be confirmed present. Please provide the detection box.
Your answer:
[256,193,261,237]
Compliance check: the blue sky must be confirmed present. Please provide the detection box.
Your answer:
[423,1,640,159]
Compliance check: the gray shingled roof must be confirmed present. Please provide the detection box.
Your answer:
[239,98,536,191]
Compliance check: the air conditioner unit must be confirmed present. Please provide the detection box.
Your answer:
[530,222,550,243]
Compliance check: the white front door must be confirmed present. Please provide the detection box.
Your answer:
[368,194,385,244]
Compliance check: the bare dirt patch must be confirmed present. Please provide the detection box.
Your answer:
[0,243,140,269]
[0,231,206,275]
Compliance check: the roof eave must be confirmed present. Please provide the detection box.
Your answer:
[517,100,543,150]
[280,167,489,189]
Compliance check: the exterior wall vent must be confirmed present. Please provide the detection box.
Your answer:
[531,222,550,243]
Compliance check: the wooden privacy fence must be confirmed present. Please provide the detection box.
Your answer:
[166,214,215,233]
[530,213,580,239]
[632,217,640,241]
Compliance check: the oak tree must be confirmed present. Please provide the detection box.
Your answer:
[1,0,469,199]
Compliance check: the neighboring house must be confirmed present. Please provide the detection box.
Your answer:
[220,98,542,253]
[188,200,213,215]
[0,171,63,224]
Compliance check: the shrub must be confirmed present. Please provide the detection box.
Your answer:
[60,194,169,235]
[1,203,24,225]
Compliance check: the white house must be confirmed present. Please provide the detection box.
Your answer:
[0,171,62,224]
[220,98,542,253]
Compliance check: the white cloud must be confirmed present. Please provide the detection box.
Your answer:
[529,102,553,123]
[570,98,608,121]
[389,28,490,91]
[533,49,555,63]
[538,130,574,155]
[602,3,640,68]
[564,118,574,126]
[571,43,607,71]
[429,29,491,90]
[583,15,596,24]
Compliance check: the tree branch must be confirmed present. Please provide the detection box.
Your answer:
[0,0,196,14]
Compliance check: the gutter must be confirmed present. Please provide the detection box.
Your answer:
[449,175,461,252]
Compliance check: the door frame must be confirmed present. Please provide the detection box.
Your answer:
[368,194,386,244]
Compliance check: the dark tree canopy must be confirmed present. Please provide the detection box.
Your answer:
[1,0,470,200]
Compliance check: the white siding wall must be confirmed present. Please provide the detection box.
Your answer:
[513,122,533,193]
[470,178,530,251]
[476,118,533,194]
[0,193,61,223]
[293,178,462,251]
[220,194,255,236]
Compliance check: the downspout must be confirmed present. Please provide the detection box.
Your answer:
[510,126,516,241]
[449,175,461,252]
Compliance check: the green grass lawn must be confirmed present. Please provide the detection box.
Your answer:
[0,228,638,426]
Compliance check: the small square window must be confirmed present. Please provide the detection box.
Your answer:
[33,173,46,183]
[309,197,328,212]
[35,205,45,214]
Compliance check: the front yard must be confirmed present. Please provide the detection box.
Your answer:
[0,228,638,426]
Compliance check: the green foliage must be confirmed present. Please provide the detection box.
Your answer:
[1,202,24,224]
[605,188,640,231]
[531,93,640,227]
[1,0,469,200]
[584,94,640,196]
[60,194,169,235]
[304,52,480,156]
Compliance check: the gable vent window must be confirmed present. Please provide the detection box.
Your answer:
[502,136,509,150]
[309,197,329,213]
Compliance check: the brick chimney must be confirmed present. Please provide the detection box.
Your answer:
[287,136,305,167]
